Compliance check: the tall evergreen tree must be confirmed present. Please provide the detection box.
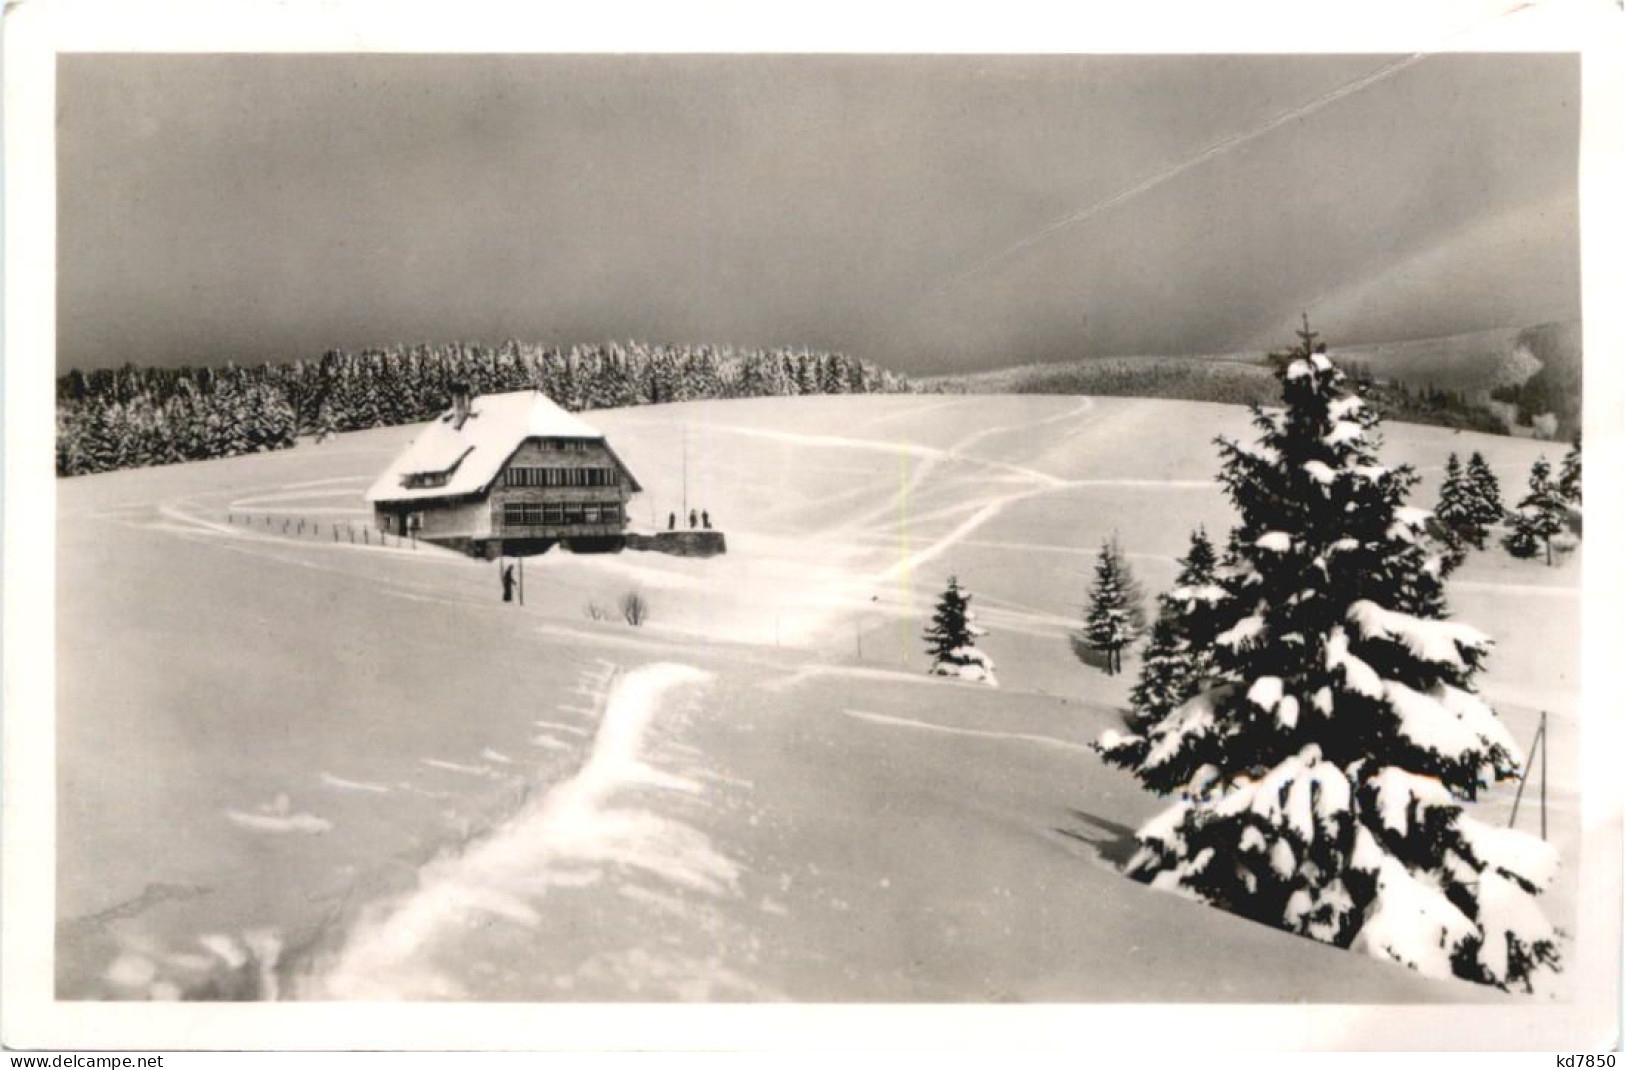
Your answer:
[1464,452,1505,536]
[1431,453,1477,573]
[55,410,88,476]
[924,576,996,685]
[1081,535,1145,676]
[1557,434,1581,507]
[795,353,819,396]
[1502,457,1567,566]
[313,400,339,443]
[1097,324,1559,994]
[1128,527,1223,730]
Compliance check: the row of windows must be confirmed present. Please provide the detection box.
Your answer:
[501,502,624,526]
[504,466,620,488]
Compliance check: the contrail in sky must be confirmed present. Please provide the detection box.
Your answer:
[929,0,1545,299]
[931,51,1433,296]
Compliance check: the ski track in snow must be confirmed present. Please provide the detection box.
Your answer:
[766,661,993,693]
[854,395,986,428]
[958,538,1181,562]
[280,475,371,490]
[945,397,1098,460]
[421,758,502,780]
[533,719,591,737]
[870,472,1211,589]
[303,662,737,1000]
[1450,579,1578,599]
[750,398,1210,610]
[225,809,333,834]
[319,773,391,794]
[876,496,1031,584]
[842,708,1096,755]
[230,488,369,506]
[692,400,1102,635]
[706,416,1072,490]
[822,591,1071,639]
[223,506,374,518]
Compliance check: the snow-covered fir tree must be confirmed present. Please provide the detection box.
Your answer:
[1096,323,1560,994]
[924,575,997,686]
[1465,452,1505,535]
[1081,535,1145,676]
[1436,451,1508,560]
[1128,527,1224,731]
[1557,434,1581,508]
[1502,457,1568,566]
[313,399,340,443]
[56,409,88,475]
[1431,453,1477,573]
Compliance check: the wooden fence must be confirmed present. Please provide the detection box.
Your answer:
[225,511,417,550]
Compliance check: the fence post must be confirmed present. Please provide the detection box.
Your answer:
[1540,711,1548,841]
[1508,712,1548,838]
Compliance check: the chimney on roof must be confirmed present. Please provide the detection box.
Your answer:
[449,381,473,430]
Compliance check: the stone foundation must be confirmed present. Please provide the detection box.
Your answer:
[624,530,728,558]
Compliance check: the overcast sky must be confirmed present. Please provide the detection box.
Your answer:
[57,53,1579,376]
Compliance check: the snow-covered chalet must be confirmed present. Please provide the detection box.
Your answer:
[365,385,642,558]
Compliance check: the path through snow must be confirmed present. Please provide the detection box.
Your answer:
[301,662,731,999]
[843,708,1097,755]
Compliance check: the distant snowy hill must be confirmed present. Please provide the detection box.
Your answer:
[919,320,1582,438]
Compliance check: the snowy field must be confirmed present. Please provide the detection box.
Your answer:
[55,394,1580,1003]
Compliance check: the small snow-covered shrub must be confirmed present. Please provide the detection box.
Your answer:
[930,645,998,686]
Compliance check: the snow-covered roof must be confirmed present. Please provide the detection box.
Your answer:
[365,391,640,503]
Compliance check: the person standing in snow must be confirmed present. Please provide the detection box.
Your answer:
[501,563,516,603]
[702,509,711,529]
[688,509,698,529]
[668,511,676,531]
